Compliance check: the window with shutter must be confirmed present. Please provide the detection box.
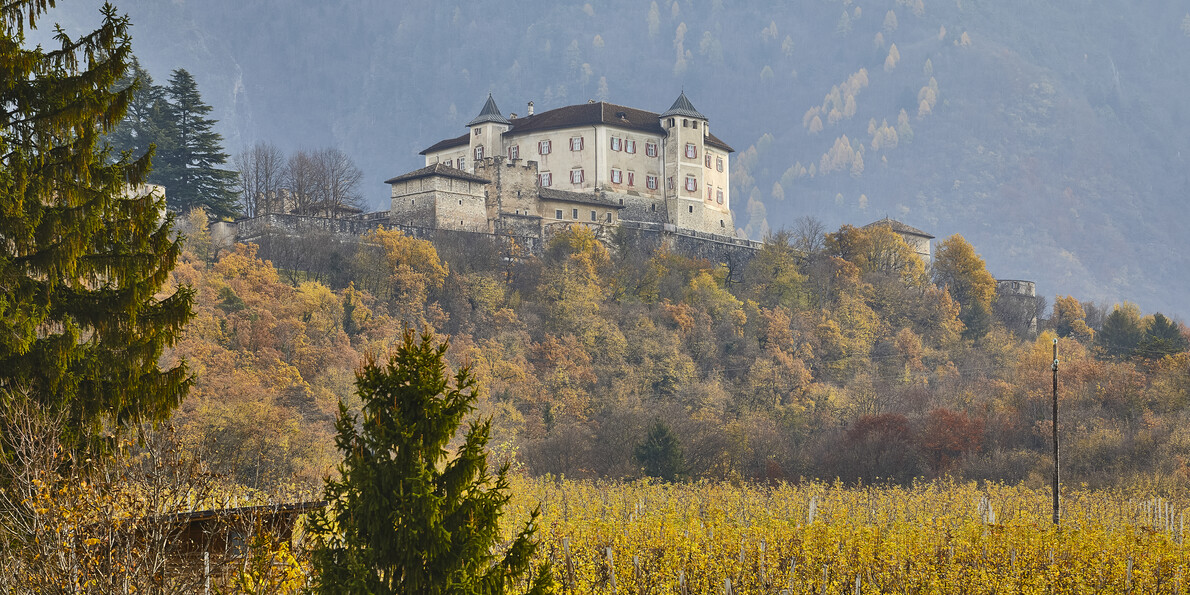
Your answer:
[705,154,712,168]
[611,169,622,184]
[570,137,584,151]
[627,172,635,186]
[508,145,519,159]
[610,137,622,151]
[626,140,636,154]
[685,143,696,159]
[646,142,657,157]
[685,175,697,191]
[646,175,657,190]
[539,140,551,155]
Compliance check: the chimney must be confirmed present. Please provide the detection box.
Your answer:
[527,101,534,116]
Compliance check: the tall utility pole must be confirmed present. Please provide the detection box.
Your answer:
[1052,338,1060,525]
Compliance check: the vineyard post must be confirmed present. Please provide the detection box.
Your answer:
[606,546,616,594]
[563,537,575,591]
[1052,337,1060,526]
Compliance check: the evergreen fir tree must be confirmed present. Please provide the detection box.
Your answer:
[157,68,238,219]
[105,55,171,165]
[635,420,687,482]
[0,1,194,450]
[1137,313,1189,359]
[308,329,552,594]
[1097,303,1144,358]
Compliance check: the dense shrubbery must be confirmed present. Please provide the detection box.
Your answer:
[168,216,1190,491]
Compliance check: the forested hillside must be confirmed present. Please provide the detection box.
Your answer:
[48,0,1190,315]
[166,213,1190,491]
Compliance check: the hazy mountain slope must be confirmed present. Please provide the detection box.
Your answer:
[50,0,1190,315]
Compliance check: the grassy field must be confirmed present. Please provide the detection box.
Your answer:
[505,477,1189,594]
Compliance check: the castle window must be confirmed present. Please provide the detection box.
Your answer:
[610,137,622,151]
[720,220,725,228]
[474,127,482,135]
[685,175,697,192]
[716,157,724,172]
[716,189,724,204]
[688,205,694,213]
[570,137,584,151]
[474,145,484,160]
[538,172,552,187]
[572,208,579,219]
[667,177,675,190]
[444,159,452,168]
[611,168,622,184]
[651,203,656,212]
[646,175,658,190]
[508,145,520,160]
[627,172,635,186]
[570,169,585,184]
[705,154,712,168]
[606,212,613,222]
[667,118,675,127]
[645,142,658,157]
[692,121,699,130]
[590,210,597,222]
[538,140,551,155]
[685,143,697,159]
[682,119,688,127]
[625,140,636,154]
[707,187,713,201]
[458,157,465,170]
[555,209,563,220]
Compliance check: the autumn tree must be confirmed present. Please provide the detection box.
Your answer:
[1051,295,1094,343]
[307,330,551,594]
[742,230,807,311]
[932,235,997,339]
[0,1,193,451]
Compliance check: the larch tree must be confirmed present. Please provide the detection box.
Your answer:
[0,1,193,451]
[307,329,552,594]
[157,68,238,218]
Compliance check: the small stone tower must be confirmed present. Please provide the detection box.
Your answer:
[660,91,708,230]
[466,94,511,173]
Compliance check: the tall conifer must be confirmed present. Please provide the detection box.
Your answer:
[308,329,551,594]
[0,1,194,450]
[157,68,238,218]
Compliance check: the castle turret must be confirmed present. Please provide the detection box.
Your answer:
[660,91,710,229]
[466,93,511,173]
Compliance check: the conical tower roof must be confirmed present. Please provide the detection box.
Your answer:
[660,91,706,119]
[467,93,512,126]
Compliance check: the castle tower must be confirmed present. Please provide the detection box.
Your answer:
[466,94,511,173]
[660,91,708,230]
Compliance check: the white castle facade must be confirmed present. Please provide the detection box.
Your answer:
[386,92,737,238]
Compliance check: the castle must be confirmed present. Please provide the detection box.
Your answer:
[385,92,737,239]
